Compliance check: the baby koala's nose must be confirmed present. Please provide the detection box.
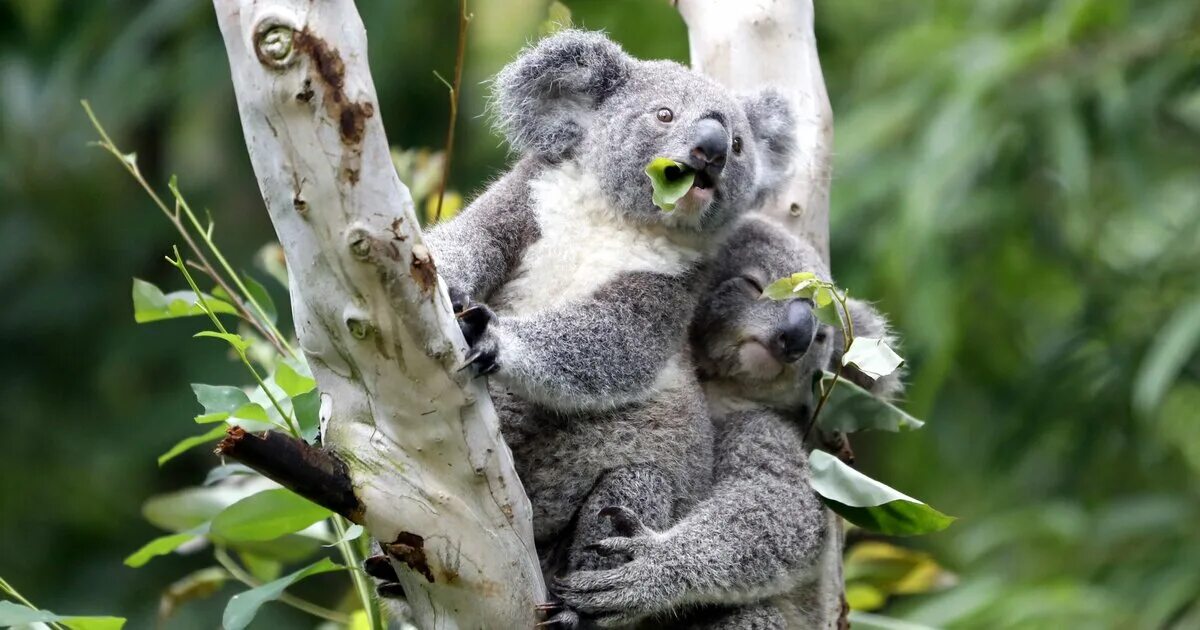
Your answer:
[775,299,816,363]
[690,118,728,174]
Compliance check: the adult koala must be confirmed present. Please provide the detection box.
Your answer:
[422,29,797,587]
[554,216,902,628]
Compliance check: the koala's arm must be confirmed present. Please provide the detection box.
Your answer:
[482,270,698,411]
[554,411,826,626]
[425,158,543,302]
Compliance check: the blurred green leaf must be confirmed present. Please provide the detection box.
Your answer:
[0,602,125,629]
[132,278,236,323]
[203,464,256,486]
[323,523,364,548]
[847,611,937,630]
[818,374,924,433]
[242,273,277,325]
[809,450,954,536]
[1133,295,1200,418]
[158,567,229,624]
[292,389,321,443]
[210,488,332,543]
[157,424,228,466]
[222,557,343,630]
[124,524,207,568]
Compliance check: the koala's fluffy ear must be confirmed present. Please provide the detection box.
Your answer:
[831,298,905,401]
[493,30,633,160]
[740,89,797,198]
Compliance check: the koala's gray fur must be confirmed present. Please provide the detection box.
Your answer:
[423,30,797,588]
[556,216,904,628]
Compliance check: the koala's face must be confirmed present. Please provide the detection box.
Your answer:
[691,218,835,411]
[494,31,795,232]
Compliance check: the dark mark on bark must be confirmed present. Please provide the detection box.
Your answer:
[384,532,435,583]
[410,244,437,293]
[389,218,408,241]
[293,29,375,147]
[293,194,308,214]
[296,78,315,103]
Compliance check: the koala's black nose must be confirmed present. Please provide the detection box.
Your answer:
[775,299,817,363]
[690,118,728,174]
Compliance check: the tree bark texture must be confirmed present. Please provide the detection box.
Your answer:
[211,1,545,627]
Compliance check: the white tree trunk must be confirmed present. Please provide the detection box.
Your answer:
[211,1,545,628]
[677,1,845,628]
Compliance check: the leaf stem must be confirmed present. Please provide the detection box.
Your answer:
[169,248,301,438]
[331,515,384,630]
[214,548,351,624]
[806,287,854,442]
[81,100,290,357]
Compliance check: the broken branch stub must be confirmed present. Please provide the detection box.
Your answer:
[211,1,545,627]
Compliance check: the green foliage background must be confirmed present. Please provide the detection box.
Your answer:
[1,0,1197,627]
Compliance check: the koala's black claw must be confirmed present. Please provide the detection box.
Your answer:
[457,303,496,346]
[363,554,399,582]
[376,581,407,599]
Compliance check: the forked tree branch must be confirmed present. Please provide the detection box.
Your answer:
[210,1,544,627]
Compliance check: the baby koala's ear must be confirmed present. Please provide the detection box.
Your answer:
[739,88,797,200]
[492,30,634,161]
[830,298,905,401]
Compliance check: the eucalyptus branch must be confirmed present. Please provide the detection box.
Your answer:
[168,248,300,437]
[213,547,351,624]
[81,100,290,357]
[432,0,470,223]
[330,515,381,630]
[806,286,853,442]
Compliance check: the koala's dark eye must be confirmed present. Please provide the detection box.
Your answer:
[732,136,743,155]
[656,108,674,123]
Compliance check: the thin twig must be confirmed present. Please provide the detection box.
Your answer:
[214,547,351,625]
[433,0,470,223]
[80,101,290,357]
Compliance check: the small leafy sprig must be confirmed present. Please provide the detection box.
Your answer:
[762,273,953,536]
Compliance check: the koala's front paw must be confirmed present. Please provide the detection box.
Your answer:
[455,301,500,375]
[553,507,676,627]
[364,553,406,599]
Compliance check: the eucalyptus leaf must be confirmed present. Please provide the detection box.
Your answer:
[222,557,343,630]
[817,373,924,433]
[323,523,365,548]
[158,424,229,466]
[843,337,905,379]
[124,524,208,568]
[193,330,251,353]
[242,273,278,325]
[644,157,695,212]
[203,464,256,486]
[291,389,321,443]
[0,601,125,630]
[210,488,332,543]
[274,360,316,397]
[192,384,251,415]
[1133,295,1200,418]
[132,278,236,323]
[809,450,954,536]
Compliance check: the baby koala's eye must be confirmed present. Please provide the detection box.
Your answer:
[656,108,674,123]
[732,136,743,155]
[738,275,763,295]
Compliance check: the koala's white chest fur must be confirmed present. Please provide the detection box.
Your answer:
[493,161,705,317]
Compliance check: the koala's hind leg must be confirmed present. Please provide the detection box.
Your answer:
[568,464,676,571]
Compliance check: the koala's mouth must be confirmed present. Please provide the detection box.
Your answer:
[666,164,716,211]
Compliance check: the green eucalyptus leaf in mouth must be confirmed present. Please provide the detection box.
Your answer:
[644,157,696,212]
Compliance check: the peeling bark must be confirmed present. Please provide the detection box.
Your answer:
[677,1,845,627]
[211,1,545,627]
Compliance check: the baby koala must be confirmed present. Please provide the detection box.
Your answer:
[553,215,902,628]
